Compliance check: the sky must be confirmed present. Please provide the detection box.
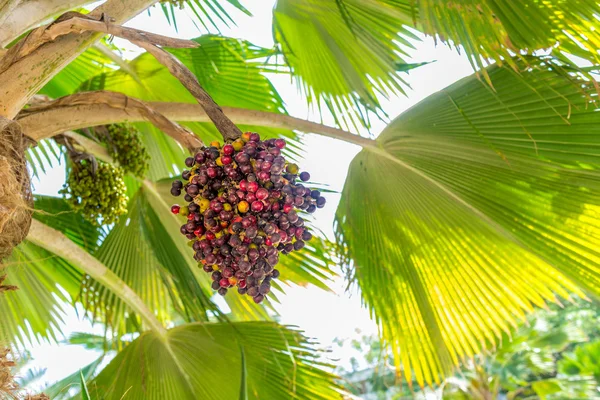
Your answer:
[23,0,474,392]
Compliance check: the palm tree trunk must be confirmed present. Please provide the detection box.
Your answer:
[0,0,157,118]
[0,0,96,46]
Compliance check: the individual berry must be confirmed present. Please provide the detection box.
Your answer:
[274,139,286,149]
[171,205,181,214]
[238,201,250,213]
[251,201,264,212]
[299,172,310,181]
[253,294,264,304]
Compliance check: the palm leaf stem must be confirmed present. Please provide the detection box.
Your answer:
[26,219,168,339]
[20,95,375,148]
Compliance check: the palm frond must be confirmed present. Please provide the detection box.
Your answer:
[0,242,81,348]
[44,356,106,400]
[335,58,600,386]
[273,0,420,131]
[91,322,342,399]
[83,191,177,341]
[0,196,99,347]
[402,0,600,83]
[26,140,63,180]
[156,0,250,32]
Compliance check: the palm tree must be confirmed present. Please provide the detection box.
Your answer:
[1,0,599,397]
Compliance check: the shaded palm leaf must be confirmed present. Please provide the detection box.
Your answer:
[76,35,303,174]
[26,139,63,180]
[335,59,600,386]
[273,0,419,130]
[83,192,178,340]
[91,322,341,399]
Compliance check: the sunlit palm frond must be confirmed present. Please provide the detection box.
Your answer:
[377,0,600,85]
[273,0,420,131]
[92,321,342,399]
[335,58,600,386]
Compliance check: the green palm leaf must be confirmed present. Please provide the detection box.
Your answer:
[157,0,250,31]
[0,242,81,348]
[402,0,600,79]
[273,0,419,130]
[79,35,285,113]
[335,59,600,386]
[0,196,98,347]
[92,322,341,399]
[84,191,181,338]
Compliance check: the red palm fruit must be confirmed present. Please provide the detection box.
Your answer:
[251,201,264,212]
[274,138,286,149]
[247,181,259,193]
[171,205,180,214]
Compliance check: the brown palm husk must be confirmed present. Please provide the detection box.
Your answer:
[1,348,50,399]
[0,348,18,399]
[0,117,33,263]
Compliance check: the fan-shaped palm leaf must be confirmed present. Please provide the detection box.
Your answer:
[399,0,600,80]
[335,58,600,386]
[91,321,341,399]
[273,0,418,130]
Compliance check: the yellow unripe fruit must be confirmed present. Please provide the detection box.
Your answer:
[232,140,244,151]
[210,140,221,148]
[196,198,210,212]
[237,201,250,213]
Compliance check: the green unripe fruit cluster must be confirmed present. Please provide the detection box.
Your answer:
[60,160,128,226]
[104,124,150,178]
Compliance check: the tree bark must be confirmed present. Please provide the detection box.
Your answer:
[27,219,168,339]
[18,96,375,148]
[0,0,95,47]
[0,0,22,34]
[0,0,157,118]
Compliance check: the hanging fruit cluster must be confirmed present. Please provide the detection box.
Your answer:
[60,159,128,226]
[103,124,150,178]
[170,132,326,304]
